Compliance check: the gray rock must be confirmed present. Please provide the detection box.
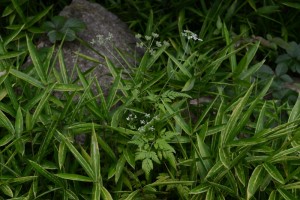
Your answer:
[37,0,143,95]
[24,0,144,145]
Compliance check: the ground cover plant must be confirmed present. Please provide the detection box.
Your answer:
[0,0,300,199]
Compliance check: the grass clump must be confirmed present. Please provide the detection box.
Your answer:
[0,0,300,199]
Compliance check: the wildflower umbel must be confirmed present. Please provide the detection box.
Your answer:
[182,30,203,41]
[90,32,114,45]
[134,32,170,56]
[126,112,158,133]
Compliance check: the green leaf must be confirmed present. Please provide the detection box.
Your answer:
[276,63,288,76]
[64,17,86,32]
[31,83,56,129]
[165,51,192,78]
[234,163,246,186]
[26,34,47,84]
[221,84,254,145]
[92,182,101,200]
[48,30,64,43]
[0,134,14,147]
[281,2,300,9]
[58,142,67,170]
[227,137,268,147]
[124,190,141,200]
[9,69,44,88]
[124,148,135,169]
[142,158,153,175]
[0,109,15,134]
[219,147,231,169]
[256,101,267,133]
[205,161,225,180]
[165,151,176,169]
[91,125,101,182]
[247,165,264,200]
[0,51,26,59]
[26,6,52,28]
[206,187,214,200]
[281,182,300,190]
[107,72,121,109]
[182,76,195,91]
[15,106,23,137]
[97,134,116,161]
[54,83,84,92]
[11,0,25,22]
[278,188,297,200]
[28,160,64,187]
[223,23,237,73]
[162,100,191,135]
[256,6,280,14]
[268,190,277,200]
[236,42,260,75]
[4,176,37,184]
[115,155,126,183]
[270,145,300,162]
[101,186,113,200]
[57,131,95,179]
[15,107,24,155]
[263,163,285,184]
[239,59,265,80]
[0,185,13,197]
[55,173,93,182]
[209,181,236,196]
[288,92,300,123]
[189,183,210,194]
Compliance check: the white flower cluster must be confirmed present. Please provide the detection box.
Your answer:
[135,32,170,56]
[181,30,203,41]
[90,32,114,46]
[126,112,159,133]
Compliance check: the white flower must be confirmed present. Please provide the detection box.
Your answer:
[106,32,113,41]
[0,70,6,77]
[156,41,162,47]
[136,42,144,48]
[96,34,105,45]
[138,126,145,132]
[145,113,151,118]
[182,30,203,41]
[149,126,155,131]
[90,39,96,45]
[153,116,160,120]
[140,120,146,125]
[145,35,152,41]
[135,33,142,39]
[163,40,170,46]
[152,32,159,38]
[149,49,156,56]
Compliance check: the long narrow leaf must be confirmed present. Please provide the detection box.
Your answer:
[0,109,15,134]
[28,160,63,187]
[263,163,285,184]
[222,84,254,145]
[55,173,93,182]
[9,69,44,88]
[26,35,47,84]
[91,124,101,182]
[57,131,95,178]
[101,186,113,200]
[247,165,264,200]
[162,100,191,135]
[31,83,56,129]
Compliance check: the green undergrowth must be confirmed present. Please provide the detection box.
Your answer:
[0,0,300,199]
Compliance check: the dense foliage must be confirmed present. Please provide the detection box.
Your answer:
[0,0,300,199]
